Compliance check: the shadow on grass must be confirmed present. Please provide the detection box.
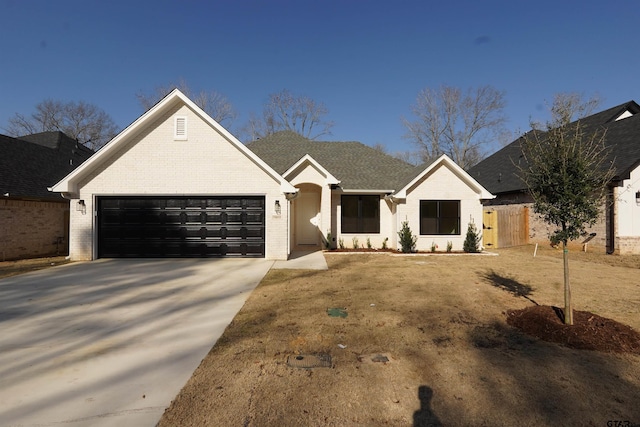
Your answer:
[482,269,539,305]
[413,385,443,427]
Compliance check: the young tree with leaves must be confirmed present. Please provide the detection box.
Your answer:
[518,96,614,325]
[463,221,482,253]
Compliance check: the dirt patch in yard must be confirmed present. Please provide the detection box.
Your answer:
[158,245,640,426]
[0,256,70,279]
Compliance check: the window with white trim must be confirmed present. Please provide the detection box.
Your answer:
[174,116,187,140]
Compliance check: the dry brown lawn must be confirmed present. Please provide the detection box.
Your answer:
[158,245,640,426]
[0,256,69,279]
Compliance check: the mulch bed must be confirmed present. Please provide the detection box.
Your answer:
[507,305,640,354]
[326,248,469,254]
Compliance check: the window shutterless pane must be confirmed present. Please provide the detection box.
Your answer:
[341,195,359,233]
[421,217,438,235]
[440,201,459,218]
[361,196,380,233]
[419,200,460,235]
[421,200,437,217]
[361,217,379,233]
[341,195,380,233]
[440,217,460,234]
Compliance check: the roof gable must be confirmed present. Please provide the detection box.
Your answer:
[282,154,340,186]
[395,154,494,199]
[52,90,295,195]
[247,131,417,191]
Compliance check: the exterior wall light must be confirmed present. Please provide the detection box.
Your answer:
[77,199,86,214]
[275,200,281,215]
[636,191,640,205]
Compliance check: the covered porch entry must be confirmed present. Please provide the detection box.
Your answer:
[292,183,322,250]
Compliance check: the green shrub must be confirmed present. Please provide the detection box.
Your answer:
[352,236,359,249]
[463,221,482,253]
[398,221,417,253]
[325,230,332,249]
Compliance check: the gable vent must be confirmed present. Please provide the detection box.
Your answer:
[615,109,635,121]
[174,116,187,140]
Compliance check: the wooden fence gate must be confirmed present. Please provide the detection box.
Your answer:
[482,206,529,249]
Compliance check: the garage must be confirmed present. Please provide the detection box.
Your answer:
[97,196,265,258]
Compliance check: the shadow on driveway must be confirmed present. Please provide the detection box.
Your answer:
[0,258,273,427]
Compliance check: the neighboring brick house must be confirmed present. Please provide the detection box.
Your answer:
[0,131,93,260]
[469,101,640,254]
[52,89,493,261]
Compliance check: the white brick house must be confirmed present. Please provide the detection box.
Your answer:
[52,90,493,260]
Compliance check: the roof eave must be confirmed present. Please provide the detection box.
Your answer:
[339,188,396,194]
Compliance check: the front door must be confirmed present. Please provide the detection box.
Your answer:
[295,190,320,246]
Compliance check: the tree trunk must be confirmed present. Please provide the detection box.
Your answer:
[563,241,573,325]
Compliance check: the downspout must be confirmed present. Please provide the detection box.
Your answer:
[384,194,398,250]
[607,185,615,254]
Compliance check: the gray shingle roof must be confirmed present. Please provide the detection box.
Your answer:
[469,101,640,194]
[0,131,93,200]
[246,131,421,191]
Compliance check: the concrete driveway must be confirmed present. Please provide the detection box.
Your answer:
[0,258,274,427]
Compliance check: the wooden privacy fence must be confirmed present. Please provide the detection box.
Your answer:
[482,206,529,249]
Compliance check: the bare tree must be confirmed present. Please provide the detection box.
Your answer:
[392,150,421,165]
[518,95,614,325]
[371,142,387,153]
[403,85,507,169]
[5,99,118,150]
[368,142,421,165]
[531,92,601,130]
[136,79,237,126]
[240,89,334,141]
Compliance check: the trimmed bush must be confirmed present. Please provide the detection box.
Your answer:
[463,221,482,253]
[398,221,417,253]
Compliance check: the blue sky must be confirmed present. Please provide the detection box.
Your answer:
[1,0,638,156]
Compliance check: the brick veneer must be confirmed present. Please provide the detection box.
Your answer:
[0,198,68,261]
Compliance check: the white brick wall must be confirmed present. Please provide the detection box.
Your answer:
[617,166,640,237]
[397,163,484,252]
[334,193,394,250]
[69,104,289,260]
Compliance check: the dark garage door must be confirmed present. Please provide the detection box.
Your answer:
[98,196,265,258]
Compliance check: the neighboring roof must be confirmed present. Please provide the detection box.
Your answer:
[51,89,296,195]
[247,131,421,191]
[0,132,93,201]
[469,101,640,194]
